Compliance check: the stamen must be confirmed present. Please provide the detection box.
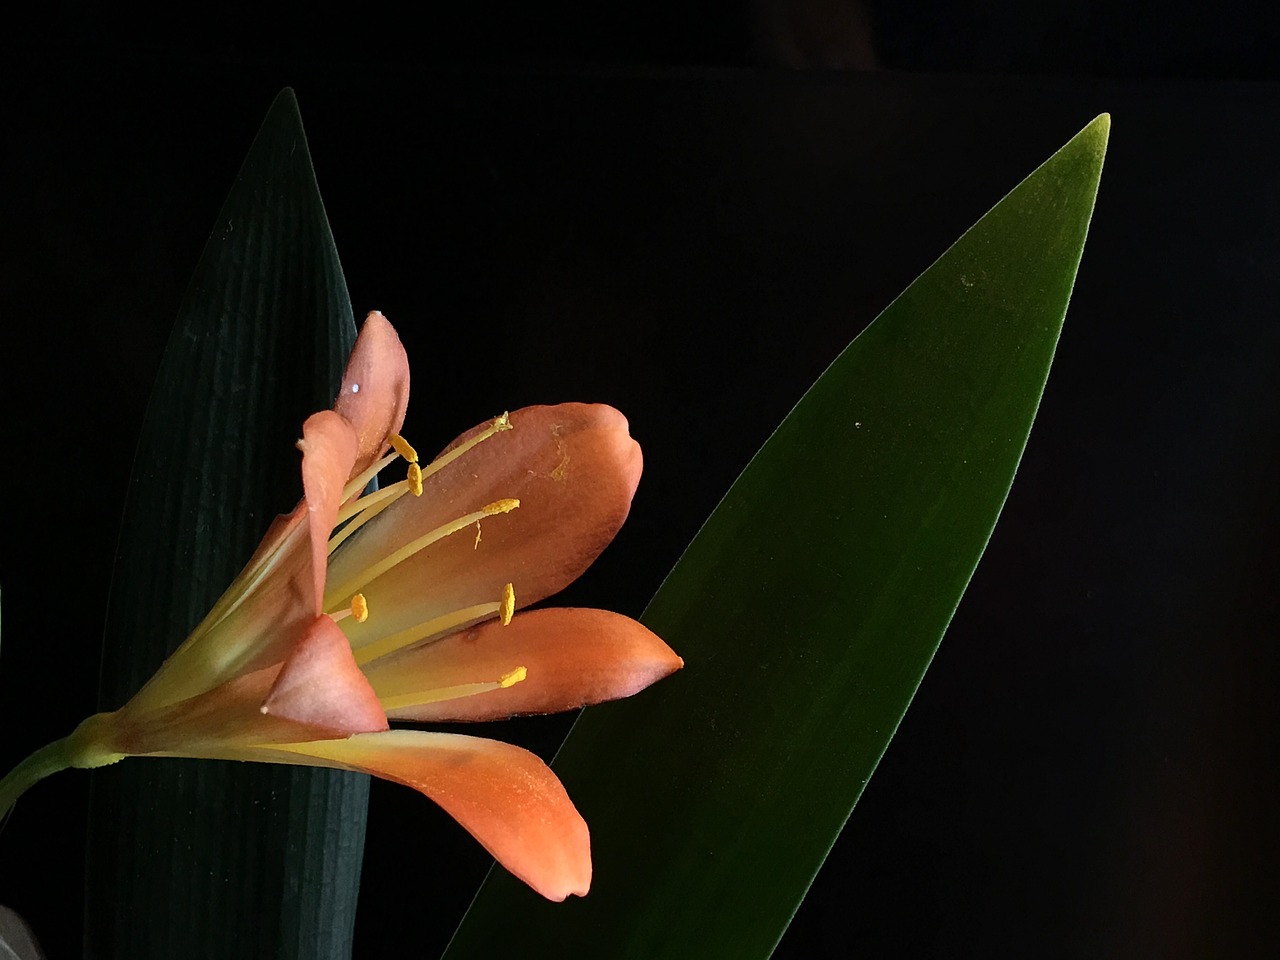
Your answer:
[329,462,424,554]
[340,450,399,504]
[500,582,516,626]
[330,593,369,623]
[420,412,513,482]
[389,433,419,463]
[351,581,518,665]
[326,499,520,608]
[353,601,500,666]
[377,664,528,711]
[473,521,482,549]
[334,479,401,525]
[351,593,369,623]
[328,495,395,554]
[339,427,420,506]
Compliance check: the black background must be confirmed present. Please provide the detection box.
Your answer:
[2,5,1278,957]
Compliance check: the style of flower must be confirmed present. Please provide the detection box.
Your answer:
[0,312,682,901]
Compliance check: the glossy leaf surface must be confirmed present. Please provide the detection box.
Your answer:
[445,115,1110,958]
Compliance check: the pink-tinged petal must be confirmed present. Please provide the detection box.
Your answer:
[299,411,359,615]
[333,311,410,474]
[364,608,683,722]
[331,404,643,651]
[115,662,365,756]
[261,616,388,736]
[261,730,591,901]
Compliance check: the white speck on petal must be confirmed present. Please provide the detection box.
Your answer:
[351,383,360,394]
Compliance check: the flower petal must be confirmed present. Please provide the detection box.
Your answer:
[333,311,411,474]
[364,608,683,722]
[123,506,312,713]
[330,403,643,653]
[263,730,591,900]
[116,662,368,756]
[299,411,358,615]
[260,615,389,736]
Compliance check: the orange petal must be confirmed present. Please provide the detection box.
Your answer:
[332,404,643,653]
[122,505,313,713]
[299,411,358,615]
[117,663,367,755]
[333,311,411,475]
[261,616,389,736]
[364,608,683,722]
[263,730,591,900]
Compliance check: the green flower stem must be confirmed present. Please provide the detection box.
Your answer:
[0,738,74,817]
[0,714,125,817]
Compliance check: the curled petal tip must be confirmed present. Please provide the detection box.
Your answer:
[265,731,591,901]
[334,311,411,473]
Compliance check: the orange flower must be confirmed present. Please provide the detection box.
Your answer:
[0,312,682,901]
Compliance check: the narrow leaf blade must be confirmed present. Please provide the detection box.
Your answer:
[85,90,367,959]
[444,115,1109,957]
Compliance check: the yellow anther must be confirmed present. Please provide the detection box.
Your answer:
[407,462,423,497]
[499,582,516,626]
[389,433,418,463]
[493,411,513,432]
[499,666,527,688]
[329,593,370,624]
[484,498,520,516]
[351,593,369,623]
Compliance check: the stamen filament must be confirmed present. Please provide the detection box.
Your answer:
[325,499,519,607]
[328,496,395,555]
[340,450,400,504]
[378,665,527,711]
[334,479,409,526]
[353,601,501,666]
[420,412,512,482]
[329,466,423,556]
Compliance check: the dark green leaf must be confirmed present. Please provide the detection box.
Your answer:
[444,115,1109,957]
[85,90,367,960]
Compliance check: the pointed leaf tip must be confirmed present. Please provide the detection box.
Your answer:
[272,87,299,110]
[443,112,1109,958]
[1066,113,1111,168]
[88,84,365,958]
